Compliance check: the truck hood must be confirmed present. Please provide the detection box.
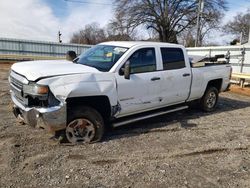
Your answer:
[11,60,100,81]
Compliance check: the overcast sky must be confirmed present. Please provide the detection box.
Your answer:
[0,0,250,45]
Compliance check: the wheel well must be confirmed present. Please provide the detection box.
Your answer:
[206,79,222,92]
[66,96,111,121]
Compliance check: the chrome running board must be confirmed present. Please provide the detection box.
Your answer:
[112,106,188,127]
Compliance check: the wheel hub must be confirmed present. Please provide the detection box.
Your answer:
[66,118,95,144]
[206,92,216,108]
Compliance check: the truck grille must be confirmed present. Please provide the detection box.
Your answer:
[10,76,23,90]
[9,73,28,105]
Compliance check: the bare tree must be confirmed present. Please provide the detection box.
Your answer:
[178,10,223,46]
[70,22,106,45]
[107,11,137,41]
[178,30,196,47]
[224,9,250,43]
[71,20,134,44]
[114,0,227,43]
[197,9,224,46]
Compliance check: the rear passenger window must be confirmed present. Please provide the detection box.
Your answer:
[161,48,185,70]
[128,48,156,74]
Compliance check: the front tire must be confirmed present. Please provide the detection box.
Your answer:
[200,87,219,112]
[66,106,105,144]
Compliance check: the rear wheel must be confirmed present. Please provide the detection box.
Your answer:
[200,87,219,112]
[66,106,104,144]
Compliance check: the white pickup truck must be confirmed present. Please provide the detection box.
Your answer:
[9,41,231,144]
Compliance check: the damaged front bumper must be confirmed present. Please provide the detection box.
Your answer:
[11,92,67,132]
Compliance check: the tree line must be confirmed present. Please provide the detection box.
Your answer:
[70,0,250,46]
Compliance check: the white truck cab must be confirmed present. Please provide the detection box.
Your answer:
[9,41,231,144]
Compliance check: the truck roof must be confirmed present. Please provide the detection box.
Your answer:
[100,41,184,48]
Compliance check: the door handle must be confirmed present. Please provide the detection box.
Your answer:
[183,73,190,77]
[151,77,161,81]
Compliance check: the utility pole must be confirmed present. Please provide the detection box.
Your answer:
[195,0,204,47]
[240,32,243,44]
[58,31,62,43]
[248,26,250,44]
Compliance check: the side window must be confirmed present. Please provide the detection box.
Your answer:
[128,48,156,74]
[161,48,185,70]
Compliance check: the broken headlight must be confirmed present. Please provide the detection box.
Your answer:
[22,84,60,107]
[23,84,49,96]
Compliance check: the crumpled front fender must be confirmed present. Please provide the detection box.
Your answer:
[37,72,118,107]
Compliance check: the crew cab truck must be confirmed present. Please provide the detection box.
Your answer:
[9,41,231,144]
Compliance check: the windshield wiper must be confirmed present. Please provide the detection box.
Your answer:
[73,57,79,63]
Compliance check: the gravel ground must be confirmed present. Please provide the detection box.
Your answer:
[0,64,250,187]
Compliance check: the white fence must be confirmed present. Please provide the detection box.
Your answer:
[187,45,250,74]
[1,38,250,74]
[0,38,91,57]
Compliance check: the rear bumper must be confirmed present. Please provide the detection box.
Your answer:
[11,92,66,132]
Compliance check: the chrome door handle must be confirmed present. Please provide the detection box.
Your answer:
[183,73,190,77]
[151,77,161,81]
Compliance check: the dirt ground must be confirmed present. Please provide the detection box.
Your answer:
[0,64,250,188]
[229,85,250,97]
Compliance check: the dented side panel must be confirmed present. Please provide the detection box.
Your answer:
[37,72,118,106]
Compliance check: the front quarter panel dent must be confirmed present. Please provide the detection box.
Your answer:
[37,73,118,106]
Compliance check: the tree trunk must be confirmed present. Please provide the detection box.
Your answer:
[162,28,168,42]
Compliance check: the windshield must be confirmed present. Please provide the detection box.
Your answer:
[76,45,128,72]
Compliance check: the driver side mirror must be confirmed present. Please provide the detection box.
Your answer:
[119,60,131,80]
[124,61,130,79]
[66,51,77,62]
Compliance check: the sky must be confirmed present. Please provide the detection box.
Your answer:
[0,0,250,45]
[213,0,250,44]
[0,0,113,42]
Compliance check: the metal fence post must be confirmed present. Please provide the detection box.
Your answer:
[240,48,245,73]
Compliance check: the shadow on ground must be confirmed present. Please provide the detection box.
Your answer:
[104,96,250,141]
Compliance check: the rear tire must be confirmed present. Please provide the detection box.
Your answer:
[66,106,105,144]
[200,87,219,112]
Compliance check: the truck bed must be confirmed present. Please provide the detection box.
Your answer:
[189,54,229,68]
[188,64,231,101]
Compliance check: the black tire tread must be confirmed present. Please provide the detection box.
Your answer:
[200,87,219,112]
